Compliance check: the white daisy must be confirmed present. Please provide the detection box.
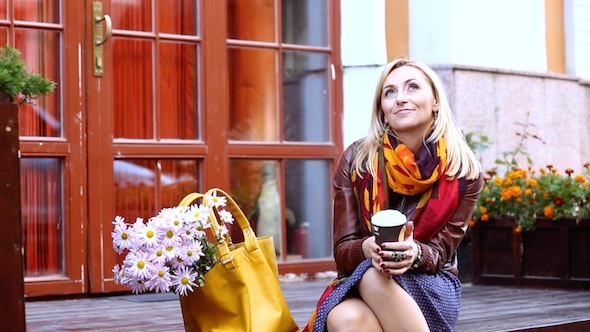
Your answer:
[147,246,169,265]
[171,266,199,296]
[216,224,230,238]
[111,223,132,254]
[134,218,161,247]
[145,264,173,293]
[169,256,188,270]
[112,215,126,228]
[162,244,179,260]
[127,277,148,294]
[124,251,153,280]
[206,191,227,208]
[218,209,234,224]
[160,224,182,248]
[112,264,125,284]
[186,204,210,223]
[179,240,204,266]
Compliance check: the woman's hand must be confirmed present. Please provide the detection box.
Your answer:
[362,235,380,261]
[377,221,420,276]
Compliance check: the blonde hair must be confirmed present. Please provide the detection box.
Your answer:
[353,58,480,180]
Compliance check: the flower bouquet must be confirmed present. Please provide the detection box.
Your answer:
[111,191,233,295]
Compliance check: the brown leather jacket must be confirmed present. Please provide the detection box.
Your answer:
[333,141,484,277]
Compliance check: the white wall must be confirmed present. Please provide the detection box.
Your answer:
[340,0,387,66]
[340,0,388,148]
[410,0,547,72]
[565,0,590,79]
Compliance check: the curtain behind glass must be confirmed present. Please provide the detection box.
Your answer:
[21,158,63,277]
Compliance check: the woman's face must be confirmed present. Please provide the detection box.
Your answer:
[380,65,437,137]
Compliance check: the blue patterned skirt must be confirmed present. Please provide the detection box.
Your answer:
[303,259,462,332]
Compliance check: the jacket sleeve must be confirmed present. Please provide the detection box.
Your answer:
[332,142,369,276]
[412,174,484,275]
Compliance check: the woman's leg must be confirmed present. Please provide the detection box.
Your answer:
[358,268,429,332]
[326,297,383,332]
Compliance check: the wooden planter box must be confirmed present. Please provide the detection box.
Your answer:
[0,102,26,331]
[472,218,590,290]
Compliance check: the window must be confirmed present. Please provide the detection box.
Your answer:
[226,0,341,263]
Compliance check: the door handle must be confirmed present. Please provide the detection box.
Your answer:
[92,2,112,77]
[95,14,112,46]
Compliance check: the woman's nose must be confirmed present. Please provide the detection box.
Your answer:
[396,91,408,103]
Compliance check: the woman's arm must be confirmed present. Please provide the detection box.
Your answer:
[332,142,369,276]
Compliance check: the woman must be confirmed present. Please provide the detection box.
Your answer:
[304,59,483,332]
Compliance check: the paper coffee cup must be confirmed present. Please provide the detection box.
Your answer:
[371,209,407,245]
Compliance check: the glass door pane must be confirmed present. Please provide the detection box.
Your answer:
[21,158,64,277]
[228,0,275,42]
[228,47,278,141]
[112,38,154,139]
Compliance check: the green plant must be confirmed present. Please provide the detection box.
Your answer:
[493,112,545,172]
[464,131,490,163]
[0,45,56,104]
[470,115,590,231]
[473,165,590,231]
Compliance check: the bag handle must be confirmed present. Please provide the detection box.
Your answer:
[178,189,261,270]
[178,192,205,207]
[204,188,261,256]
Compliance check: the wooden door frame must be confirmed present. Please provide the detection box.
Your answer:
[22,0,88,297]
[86,0,118,293]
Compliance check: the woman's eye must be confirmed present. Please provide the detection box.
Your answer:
[407,83,419,91]
[384,89,396,97]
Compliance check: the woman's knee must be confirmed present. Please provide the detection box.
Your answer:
[327,298,382,332]
[358,267,393,297]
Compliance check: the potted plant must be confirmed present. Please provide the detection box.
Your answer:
[471,164,590,290]
[473,165,590,232]
[0,45,56,103]
[468,120,590,289]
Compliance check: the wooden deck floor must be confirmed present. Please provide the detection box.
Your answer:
[25,280,590,331]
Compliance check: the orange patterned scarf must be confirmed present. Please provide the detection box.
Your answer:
[352,134,464,242]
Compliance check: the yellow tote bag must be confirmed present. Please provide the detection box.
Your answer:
[178,188,299,332]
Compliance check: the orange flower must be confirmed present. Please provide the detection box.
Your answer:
[539,168,547,174]
[565,168,574,176]
[481,214,489,221]
[508,168,527,179]
[524,188,532,196]
[574,175,586,184]
[514,226,522,234]
[468,220,476,227]
[493,177,503,186]
[500,189,512,200]
[543,205,555,219]
[526,178,538,186]
[509,186,523,197]
[479,206,487,214]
